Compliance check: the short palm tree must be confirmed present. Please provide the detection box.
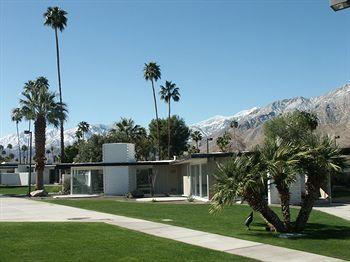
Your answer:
[191,131,202,150]
[295,135,347,231]
[261,138,301,231]
[143,62,161,159]
[210,153,286,232]
[19,77,67,190]
[159,81,180,159]
[44,6,68,163]
[11,108,23,163]
[77,121,90,141]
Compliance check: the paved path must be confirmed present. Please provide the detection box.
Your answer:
[0,197,343,262]
[314,204,350,221]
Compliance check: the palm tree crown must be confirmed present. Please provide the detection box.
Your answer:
[143,62,161,81]
[19,76,67,190]
[20,78,67,125]
[11,108,23,163]
[143,62,161,159]
[191,130,203,150]
[11,108,22,123]
[44,7,68,32]
[159,81,180,103]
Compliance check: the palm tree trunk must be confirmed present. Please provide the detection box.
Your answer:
[34,114,46,190]
[27,120,31,164]
[276,183,292,231]
[167,100,171,159]
[54,28,65,163]
[16,122,22,164]
[151,79,161,160]
[295,179,320,232]
[247,194,286,232]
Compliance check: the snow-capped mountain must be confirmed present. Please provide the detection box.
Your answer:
[190,83,350,151]
[0,124,110,156]
[1,84,349,156]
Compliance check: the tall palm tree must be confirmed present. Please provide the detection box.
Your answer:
[191,131,202,150]
[143,62,161,159]
[159,81,180,159]
[11,108,23,164]
[23,80,36,162]
[77,121,90,141]
[19,76,67,190]
[44,6,68,163]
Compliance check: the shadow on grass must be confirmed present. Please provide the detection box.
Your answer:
[247,222,350,240]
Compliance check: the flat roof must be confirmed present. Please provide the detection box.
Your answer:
[56,160,174,169]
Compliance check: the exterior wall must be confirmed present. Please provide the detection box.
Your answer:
[103,166,130,195]
[182,164,190,196]
[268,174,304,205]
[102,143,136,195]
[0,168,51,186]
[153,165,182,195]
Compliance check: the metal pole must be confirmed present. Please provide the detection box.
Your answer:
[206,139,209,154]
[27,132,32,196]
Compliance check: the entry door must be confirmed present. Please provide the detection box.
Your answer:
[190,165,200,197]
[190,164,208,199]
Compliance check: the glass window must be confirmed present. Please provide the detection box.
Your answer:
[201,164,208,198]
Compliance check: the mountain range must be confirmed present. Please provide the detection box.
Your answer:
[1,83,349,157]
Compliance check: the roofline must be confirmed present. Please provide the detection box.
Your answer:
[55,161,174,169]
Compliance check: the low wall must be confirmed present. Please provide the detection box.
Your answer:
[0,171,50,186]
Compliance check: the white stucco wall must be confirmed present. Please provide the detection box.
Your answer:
[268,174,304,205]
[102,143,136,195]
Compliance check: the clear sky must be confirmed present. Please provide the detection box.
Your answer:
[1,0,349,136]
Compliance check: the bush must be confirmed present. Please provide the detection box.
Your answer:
[126,190,145,198]
[62,179,70,195]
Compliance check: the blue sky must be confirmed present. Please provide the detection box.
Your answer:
[1,0,349,136]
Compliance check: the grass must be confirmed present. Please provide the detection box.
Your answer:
[0,222,253,262]
[44,198,350,260]
[0,185,61,195]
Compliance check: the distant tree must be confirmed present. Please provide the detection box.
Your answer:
[11,108,23,163]
[216,132,231,152]
[264,110,318,144]
[109,118,149,160]
[144,62,161,159]
[8,153,15,161]
[191,131,203,151]
[159,81,180,159]
[20,76,67,190]
[7,144,13,153]
[77,121,90,140]
[21,145,28,163]
[149,116,190,159]
[75,135,109,162]
[65,144,79,163]
[75,129,83,141]
[44,6,68,162]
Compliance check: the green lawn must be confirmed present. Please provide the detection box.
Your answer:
[44,199,350,260]
[0,222,253,262]
[0,185,61,195]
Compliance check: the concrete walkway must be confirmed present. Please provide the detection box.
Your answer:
[0,197,343,262]
[314,204,350,221]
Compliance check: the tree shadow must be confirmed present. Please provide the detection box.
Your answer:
[245,222,350,240]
